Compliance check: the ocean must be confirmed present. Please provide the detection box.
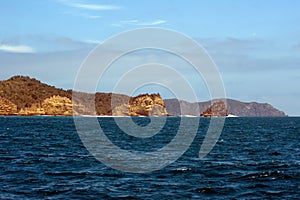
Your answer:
[0,116,299,199]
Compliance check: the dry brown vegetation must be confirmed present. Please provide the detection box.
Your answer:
[0,76,164,116]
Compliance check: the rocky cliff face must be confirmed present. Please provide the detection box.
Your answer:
[0,96,17,115]
[201,100,228,117]
[42,95,73,115]
[16,95,91,116]
[112,93,168,116]
[16,95,71,116]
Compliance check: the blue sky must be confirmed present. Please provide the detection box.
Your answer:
[1,0,300,115]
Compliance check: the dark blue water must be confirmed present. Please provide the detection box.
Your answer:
[0,117,299,199]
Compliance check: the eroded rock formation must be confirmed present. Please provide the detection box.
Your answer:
[17,95,91,116]
[42,95,73,115]
[0,96,17,115]
[112,93,168,116]
[201,100,228,117]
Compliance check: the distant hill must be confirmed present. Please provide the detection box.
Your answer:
[0,76,129,115]
[0,76,71,111]
[165,98,286,117]
[0,76,286,116]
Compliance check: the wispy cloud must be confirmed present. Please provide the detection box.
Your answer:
[87,15,101,19]
[85,39,102,44]
[62,11,101,19]
[112,19,167,27]
[60,0,121,11]
[70,2,120,10]
[140,20,167,26]
[0,44,35,53]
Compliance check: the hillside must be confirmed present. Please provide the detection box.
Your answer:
[165,98,286,117]
[0,76,165,116]
[0,76,71,111]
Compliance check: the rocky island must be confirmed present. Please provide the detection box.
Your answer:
[0,76,287,117]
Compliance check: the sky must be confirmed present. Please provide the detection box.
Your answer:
[0,0,300,116]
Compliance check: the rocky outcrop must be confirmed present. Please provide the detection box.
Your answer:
[42,95,73,115]
[17,95,91,116]
[201,100,228,117]
[112,93,168,116]
[0,96,17,115]
[18,104,45,116]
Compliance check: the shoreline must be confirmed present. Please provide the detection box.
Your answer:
[0,115,292,118]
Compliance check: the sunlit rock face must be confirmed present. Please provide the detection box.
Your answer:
[112,93,168,116]
[0,96,17,115]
